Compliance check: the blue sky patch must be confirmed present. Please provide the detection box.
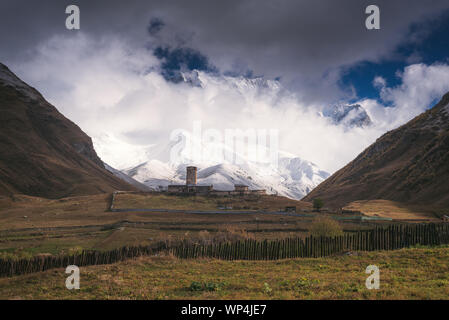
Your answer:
[153,46,217,83]
[340,9,449,103]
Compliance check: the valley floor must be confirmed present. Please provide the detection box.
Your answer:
[1,246,448,300]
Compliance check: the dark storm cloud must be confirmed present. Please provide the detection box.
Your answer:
[1,0,449,102]
[147,17,164,35]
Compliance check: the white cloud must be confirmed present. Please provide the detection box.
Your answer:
[380,63,449,122]
[359,63,449,133]
[11,34,449,173]
[373,76,386,89]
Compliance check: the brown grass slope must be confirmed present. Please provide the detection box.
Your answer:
[0,63,137,198]
[304,91,449,208]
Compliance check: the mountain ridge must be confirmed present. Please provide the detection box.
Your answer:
[323,103,372,128]
[304,91,449,208]
[0,62,138,198]
[123,152,330,200]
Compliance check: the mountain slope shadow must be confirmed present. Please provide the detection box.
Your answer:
[0,63,137,198]
[304,91,449,209]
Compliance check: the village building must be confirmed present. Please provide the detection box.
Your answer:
[167,166,266,196]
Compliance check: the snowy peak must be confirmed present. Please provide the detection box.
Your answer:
[304,91,449,207]
[92,133,154,170]
[127,160,179,184]
[279,157,329,182]
[180,70,282,96]
[124,155,330,200]
[104,163,151,191]
[96,127,330,200]
[324,103,372,128]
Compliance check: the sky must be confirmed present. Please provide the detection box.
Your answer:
[1,0,449,172]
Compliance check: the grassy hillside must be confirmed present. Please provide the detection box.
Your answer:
[113,192,312,211]
[0,63,137,198]
[304,92,449,208]
[343,200,444,221]
[3,192,436,261]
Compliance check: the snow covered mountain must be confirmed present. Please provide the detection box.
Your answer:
[106,131,331,199]
[181,72,370,130]
[124,157,329,200]
[103,163,151,191]
[305,91,449,207]
[323,103,372,128]
[89,74,332,200]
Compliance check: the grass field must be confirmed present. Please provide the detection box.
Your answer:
[0,193,376,259]
[112,192,313,211]
[343,200,442,221]
[1,246,448,299]
[1,193,448,300]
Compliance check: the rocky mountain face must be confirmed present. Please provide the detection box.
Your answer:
[323,103,372,128]
[0,63,137,198]
[304,92,449,208]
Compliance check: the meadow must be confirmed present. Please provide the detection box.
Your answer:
[1,246,448,299]
[1,192,447,300]
[0,193,373,259]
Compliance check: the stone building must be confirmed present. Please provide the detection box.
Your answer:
[168,166,213,195]
[167,184,213,194]
[234,185,249,192]
[186,166,197,185]
[167,166,266,196]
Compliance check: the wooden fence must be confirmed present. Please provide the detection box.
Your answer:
[172,223,449,260]
[0,242,169,278]
[1,223,449,278]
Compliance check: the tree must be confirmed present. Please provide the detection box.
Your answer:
[310,217,343,237]
[313,198,324,212]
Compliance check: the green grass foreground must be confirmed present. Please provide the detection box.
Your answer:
[1,246,448,300]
